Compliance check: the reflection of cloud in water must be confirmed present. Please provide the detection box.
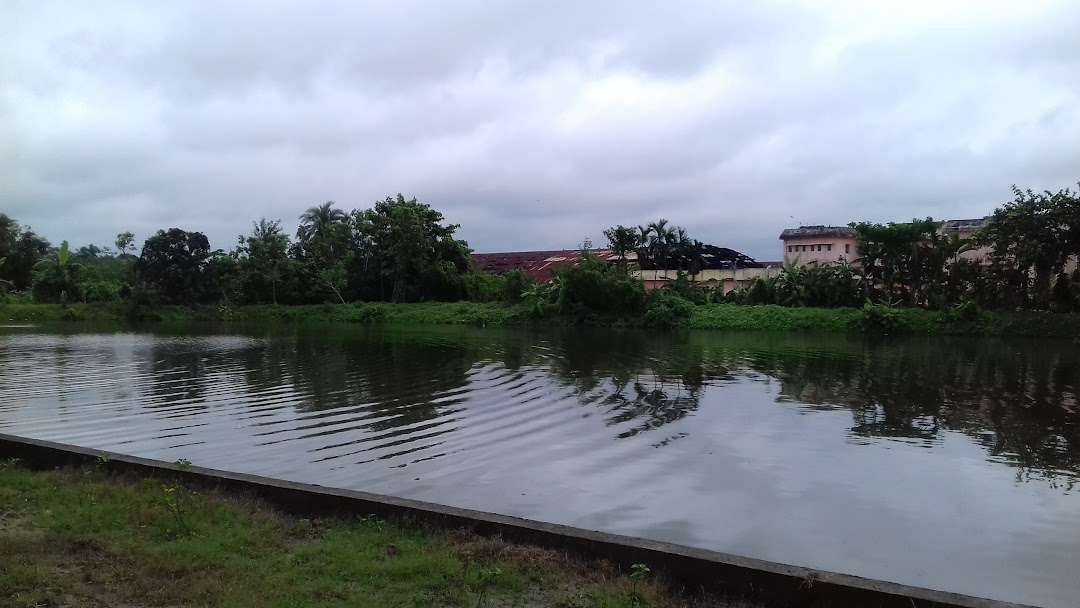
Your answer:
[1,325,1079,607]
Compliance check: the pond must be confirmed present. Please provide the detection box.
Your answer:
[1,324,1077,607]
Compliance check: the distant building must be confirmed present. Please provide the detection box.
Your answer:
[778,226,858,265]
[780,217,1001,266]
[472,246,777,294]
[471,249,621,283]
[941,217,992,263]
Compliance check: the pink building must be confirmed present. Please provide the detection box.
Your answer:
[779,226,858,265]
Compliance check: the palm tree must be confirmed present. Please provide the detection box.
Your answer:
[686,240,707,281]
[252,217,285,245]
[647,219,676,281]
[298,201,347,243]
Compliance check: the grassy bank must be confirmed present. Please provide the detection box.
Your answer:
[3,301,1078,337]
[0,460,756,608]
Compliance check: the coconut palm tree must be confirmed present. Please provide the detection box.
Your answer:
[298,201,348,243]
[647,219,676,281]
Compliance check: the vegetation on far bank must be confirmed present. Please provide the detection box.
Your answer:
[0,460,759,608]
[6,299,1079,337]
[2,182,1080,336]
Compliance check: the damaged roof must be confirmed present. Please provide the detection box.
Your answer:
[471,249,620,283]
[779,226,858,239]
[473,244,764,281]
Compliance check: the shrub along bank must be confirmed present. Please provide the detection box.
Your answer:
[4,299,1072,337]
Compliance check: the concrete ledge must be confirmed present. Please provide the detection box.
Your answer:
[0,433,1034,608]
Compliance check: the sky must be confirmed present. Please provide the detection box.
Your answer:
[2,0,1079,261]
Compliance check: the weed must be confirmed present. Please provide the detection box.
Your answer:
[630,563,651,607]
[162,458,194,537]
[474,566,502,608]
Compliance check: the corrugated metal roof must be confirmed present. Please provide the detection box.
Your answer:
[471,249,620,283]
[942,217,989,233]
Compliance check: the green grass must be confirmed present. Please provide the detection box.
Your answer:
[690,304,858,333]
[4,300,1075,337]
[233,301,532,326]
[690,304,1009,335]
[0,460,758,608]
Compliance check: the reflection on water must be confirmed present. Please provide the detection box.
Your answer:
[1,324,1078,607]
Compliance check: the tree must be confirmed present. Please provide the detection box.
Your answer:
[852,218,944,306]
[603,225,640,273]
[75,244,103,258]
[236,218,292,304]
[115,232,136,257]
[298,201,348,243]
[0,216,50,291]
[977,184,1080,308]
[646,219,677,280]
[32,240,81,303]
[134,228,214,304]
[359,194,470,303]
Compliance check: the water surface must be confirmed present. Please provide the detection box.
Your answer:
[1,324,1077,607]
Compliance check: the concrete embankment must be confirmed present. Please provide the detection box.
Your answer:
[0,433,1035,608]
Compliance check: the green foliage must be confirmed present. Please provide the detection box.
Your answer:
[32,240,82,304]
[463,271,504,303]
[0,213,50,291]
[500,269,533,304]
[554,251,646,320]
[643,290,694,328]
[775,261,861,308]
[134,228,216,305]
[115,231,136,257]
[854,300,911,335]
[978,184,1080,308]
[603,225,640,273]
[851,218,958,307]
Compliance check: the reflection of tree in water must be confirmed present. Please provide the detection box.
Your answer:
[542,331,735,445]
[235,327,533,438]
[537,329,1078,486]
[222,325,1078,485]
[729,335,1080,487]
[144,341,213,411]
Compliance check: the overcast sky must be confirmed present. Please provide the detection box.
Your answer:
[2,0,1078,260]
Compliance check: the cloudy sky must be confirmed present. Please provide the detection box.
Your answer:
[2,0,1078,260]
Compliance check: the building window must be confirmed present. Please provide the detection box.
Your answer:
[845,244,850,254]
[827,244,832,252]
[787,246,792,253]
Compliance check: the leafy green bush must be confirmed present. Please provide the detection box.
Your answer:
[0,290,33,305]
[855,300,911,334]
[553,252,646,319]
[343,303,388,324]
[463,271,504,303]
[501,269,533,304]
[81,280,123,303]
[644,290,695,327]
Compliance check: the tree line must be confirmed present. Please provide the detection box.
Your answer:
[2,183,1078,317]
[1,195,509,309]
[716,184,1080,313]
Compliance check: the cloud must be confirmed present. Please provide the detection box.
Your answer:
[1,0,1078,260]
